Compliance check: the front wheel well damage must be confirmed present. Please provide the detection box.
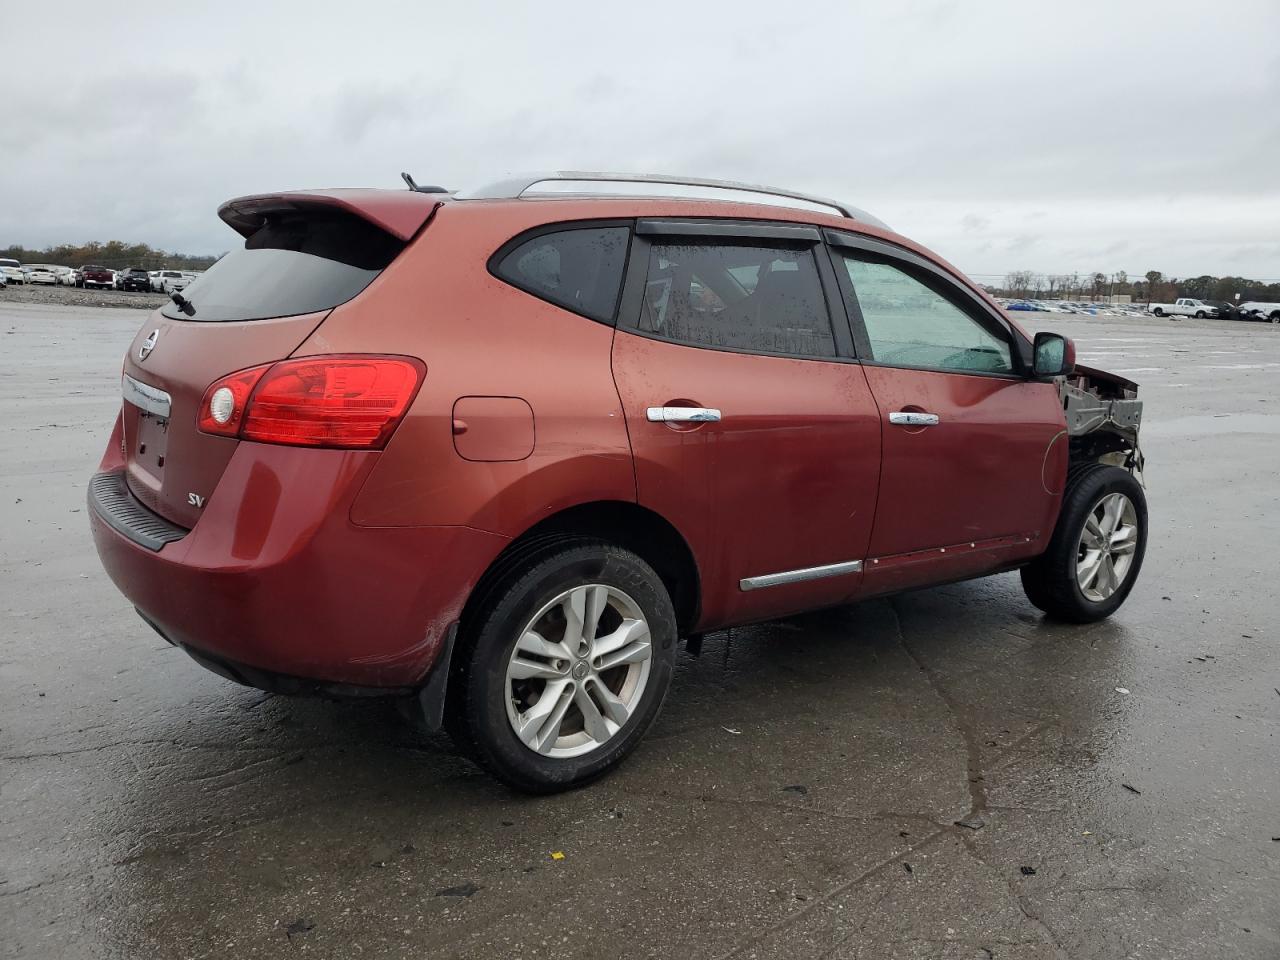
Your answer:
[1061,365,1144,478]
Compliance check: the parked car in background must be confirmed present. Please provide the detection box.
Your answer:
[0,259,25,285]
[27,265,59,285]
[1005,300,1037,311]
[1238,301,1280,322]
[79,265,114,289]
[1148,298,1217,318]
[1205,301,1243,321]
[88,173,1150,792]
[148,271,163,291]
[120,267,152,292]
[55,267,76,286]
[157,270,190,294]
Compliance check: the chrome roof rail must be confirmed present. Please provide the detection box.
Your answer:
[453,171,889,230]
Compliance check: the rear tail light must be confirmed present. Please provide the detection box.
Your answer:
[197,356,424,449]
[197,367,267,437]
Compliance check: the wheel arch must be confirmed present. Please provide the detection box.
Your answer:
[460,499,702,638]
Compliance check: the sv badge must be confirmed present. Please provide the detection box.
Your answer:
[187,493,206,508]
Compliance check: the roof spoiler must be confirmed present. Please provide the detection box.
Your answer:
[218,189,441,241]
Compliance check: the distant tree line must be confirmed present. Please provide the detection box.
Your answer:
[0,241,222,271]
[992,270,1280,303]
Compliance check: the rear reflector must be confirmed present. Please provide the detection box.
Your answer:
[198,356,424,449]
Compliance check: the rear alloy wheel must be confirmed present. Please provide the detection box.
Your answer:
[505,584,653,758]
[449,541,676,793]
[1020,464,1147,622]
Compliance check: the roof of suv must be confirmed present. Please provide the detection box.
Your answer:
[215,176,1015,325]
[218,172,890,242]
[452,172,890,229]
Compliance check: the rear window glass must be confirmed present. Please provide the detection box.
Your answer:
[493,226,630,323]
[162,212,403,322]
[635,242,835,358]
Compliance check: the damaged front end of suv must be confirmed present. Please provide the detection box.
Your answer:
[1061,365,1144,480]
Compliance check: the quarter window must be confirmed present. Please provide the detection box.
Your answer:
[840,256,1013,374]
[494,226,630,323]
[637,242,835,358]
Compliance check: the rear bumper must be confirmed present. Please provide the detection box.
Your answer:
[88,444,509,688]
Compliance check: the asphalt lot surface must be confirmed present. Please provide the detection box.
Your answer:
[2,301,1278,959]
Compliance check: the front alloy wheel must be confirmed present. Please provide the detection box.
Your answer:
[1076,492,1139,602]
[1020,463,1147,622]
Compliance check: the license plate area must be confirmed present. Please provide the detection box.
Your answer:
[122,375,172,483]
[134,412,170,479]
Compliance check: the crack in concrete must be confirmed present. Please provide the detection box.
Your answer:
[711,600,1070,959]
[890,599,1073,960]
[957,810,1071,959]
[886,599,987,817]
[710,827,952,960]
[2,737,329,763]
[641,789,949,833]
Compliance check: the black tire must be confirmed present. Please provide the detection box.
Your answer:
[1152,307,1164,316]
[1194,311,1205,319]
[446,540,677,793]
[1020,464,1147,623]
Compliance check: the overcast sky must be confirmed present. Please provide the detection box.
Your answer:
[2,0,1278,280]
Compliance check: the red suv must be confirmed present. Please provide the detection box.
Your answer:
[89,173,1148,792]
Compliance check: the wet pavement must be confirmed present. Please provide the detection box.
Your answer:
[2,301,1278,959]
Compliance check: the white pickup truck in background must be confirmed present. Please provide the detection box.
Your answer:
[1148,298,1217,318]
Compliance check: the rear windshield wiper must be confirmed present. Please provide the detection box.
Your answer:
[170,291,195,316]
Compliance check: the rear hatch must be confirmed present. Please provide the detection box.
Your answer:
[119,191,439,527]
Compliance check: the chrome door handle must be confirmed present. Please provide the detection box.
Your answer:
[646,406,722,423]
[889,411,940,426]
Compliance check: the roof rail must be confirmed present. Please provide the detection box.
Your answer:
[453,171,889,230]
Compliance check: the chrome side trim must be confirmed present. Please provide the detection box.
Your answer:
[740,559,863,591]
[122,374,172,419]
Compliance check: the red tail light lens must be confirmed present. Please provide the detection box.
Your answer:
[197,356,424,449]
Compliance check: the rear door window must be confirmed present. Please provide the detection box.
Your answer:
[492,225,630,323]
[161,212,404,322]
[635,242,836,358]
